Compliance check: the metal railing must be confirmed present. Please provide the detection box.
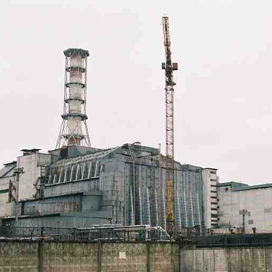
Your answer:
[0,225,171,242]
[1,225,272,246]
[178,233,272,247]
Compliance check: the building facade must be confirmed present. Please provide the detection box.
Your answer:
[217,182,272,233]
[202,168,219,229]
[0,144,219,231]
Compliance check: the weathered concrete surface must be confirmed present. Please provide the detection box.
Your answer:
[2,240,272,271]
[0,241,38,271]
[180,247,272,272]
[44,242,98,272]
[0,241,179,272]
[101,243,147,272]
[149,243,179,272]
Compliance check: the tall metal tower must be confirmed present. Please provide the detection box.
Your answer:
[161,17,178,233]
[56,48,91,148]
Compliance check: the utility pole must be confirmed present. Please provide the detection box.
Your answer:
[161,16,178,234]
[240,209,247,234]
[13,167,24,226]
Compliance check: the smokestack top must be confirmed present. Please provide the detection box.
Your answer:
[63,48,89,57]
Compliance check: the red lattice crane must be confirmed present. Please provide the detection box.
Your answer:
[162,16,178,233]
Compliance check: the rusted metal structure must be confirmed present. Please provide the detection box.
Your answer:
[162,16,178,233]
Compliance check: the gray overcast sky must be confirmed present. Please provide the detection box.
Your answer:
[0,0,272,185]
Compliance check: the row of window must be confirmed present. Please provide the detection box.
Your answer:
[47,161,103,184]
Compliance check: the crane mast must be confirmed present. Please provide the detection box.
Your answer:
[162,16,178,233]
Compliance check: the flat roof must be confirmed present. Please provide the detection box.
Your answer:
[21,149,40,152]
[218,181,272,192]
[233,183,272,192]
[203,167,218,171]
[217,181,248,187]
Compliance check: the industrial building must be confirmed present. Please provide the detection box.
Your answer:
[0,48,220,231]
[0,145,218,231]
[217,181,272,233]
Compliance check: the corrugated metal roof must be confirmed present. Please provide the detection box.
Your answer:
[52,146,121,167]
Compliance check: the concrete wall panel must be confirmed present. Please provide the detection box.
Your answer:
[0,241,38,270]
[44,242,98,272]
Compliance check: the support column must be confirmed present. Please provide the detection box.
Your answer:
[97,242,102,272]
[146,243,151,272]
[38,239,44,272]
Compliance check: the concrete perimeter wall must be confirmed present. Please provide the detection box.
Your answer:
[2,240,272,272]
[180,247,272,272]
[0,241,179,272]
[0,241,38,271]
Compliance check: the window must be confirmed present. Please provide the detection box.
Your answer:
[66,167,71,182]
[211,184,217,187]
[90,161,96,178]
[210,179,217,182]
[95,161,101,177]
[88,162,92,178]
[75,165,81,180]
[248,220,254,225]
[211,214,218,218]
[81,164,85,179]
[84,163,89,179]
[211,196,217,199]
[211,190,217,193]
[211,202,217,205]
[71,166,77,181]
[211,208,217,211]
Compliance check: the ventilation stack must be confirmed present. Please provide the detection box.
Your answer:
[56,48,91,148]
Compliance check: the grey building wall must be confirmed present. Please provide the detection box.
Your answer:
[0,144,218,230]
[218,182,272,233]
[0,161,16,216]
[4,211,112,228]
